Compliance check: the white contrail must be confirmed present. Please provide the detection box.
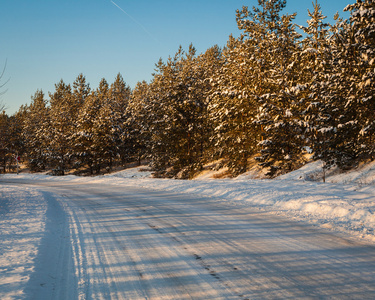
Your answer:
[110,0,158,42]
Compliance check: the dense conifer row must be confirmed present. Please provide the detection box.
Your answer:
[1,0,374,178]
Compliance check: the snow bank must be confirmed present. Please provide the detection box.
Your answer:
[277,160,375,186]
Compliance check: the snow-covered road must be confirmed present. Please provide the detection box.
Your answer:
[2,176,375,299]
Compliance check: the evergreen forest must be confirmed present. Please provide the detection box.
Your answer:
[1,0,374,178]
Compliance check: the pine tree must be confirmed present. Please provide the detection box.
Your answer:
[72,73,91,112]
[22,90,50,171]
[74,90,102,174]
[255,12,304,176]
[298,1,337,176]
[0,111,23,173]
[147,53,179,172]
[0,111,10,172]
[126,80,152,165]
[8,113,24,170]
[319,1,375,169]
[91,78,114,172]
[345,0,375,161]
[208,35,262,174]
[193,45,222,166]
[48,80,73,175]
[145,45,216,177]
[226,0,303,176]
[107,74,131,164]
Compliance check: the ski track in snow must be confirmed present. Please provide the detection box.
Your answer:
[0,185,76,300]
[1,164,375,299]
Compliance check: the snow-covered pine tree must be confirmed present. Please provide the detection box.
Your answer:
[108,73,132,166]
[146,57,167,170]
[299,1,338,174]
[231,0,302,176]
[48,80,74,175]
[255,12,304,176]
[0,111,7,171]
[74,89,102,174]
[91,78,119,172]
[0,111,11,172]
[208,34,262,175]
[22,90,50,171]
[0,110,23,173]
[344,0,375,162]
[172,44,218,177]
[147,46,189,175]
[126,80,153,165]
[146,44,214,177]
[194,45,222,166]
[72,73,91,113]
[323,2,371,169]
[71,73,92,168]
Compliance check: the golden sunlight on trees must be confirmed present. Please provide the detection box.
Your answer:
[7,0,375,178]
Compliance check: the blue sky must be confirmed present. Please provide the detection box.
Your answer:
[1,0,352,115]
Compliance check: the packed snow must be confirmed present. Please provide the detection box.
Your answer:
[1,160,375,299]
[103,161,375,242]
[0,187,47,299]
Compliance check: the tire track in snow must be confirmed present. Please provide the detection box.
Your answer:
[71,191,229,299]
[5,179,375,299]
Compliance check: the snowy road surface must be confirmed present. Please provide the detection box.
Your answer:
[2,177,375,299]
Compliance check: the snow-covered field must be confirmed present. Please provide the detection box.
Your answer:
[1,160,375,299]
